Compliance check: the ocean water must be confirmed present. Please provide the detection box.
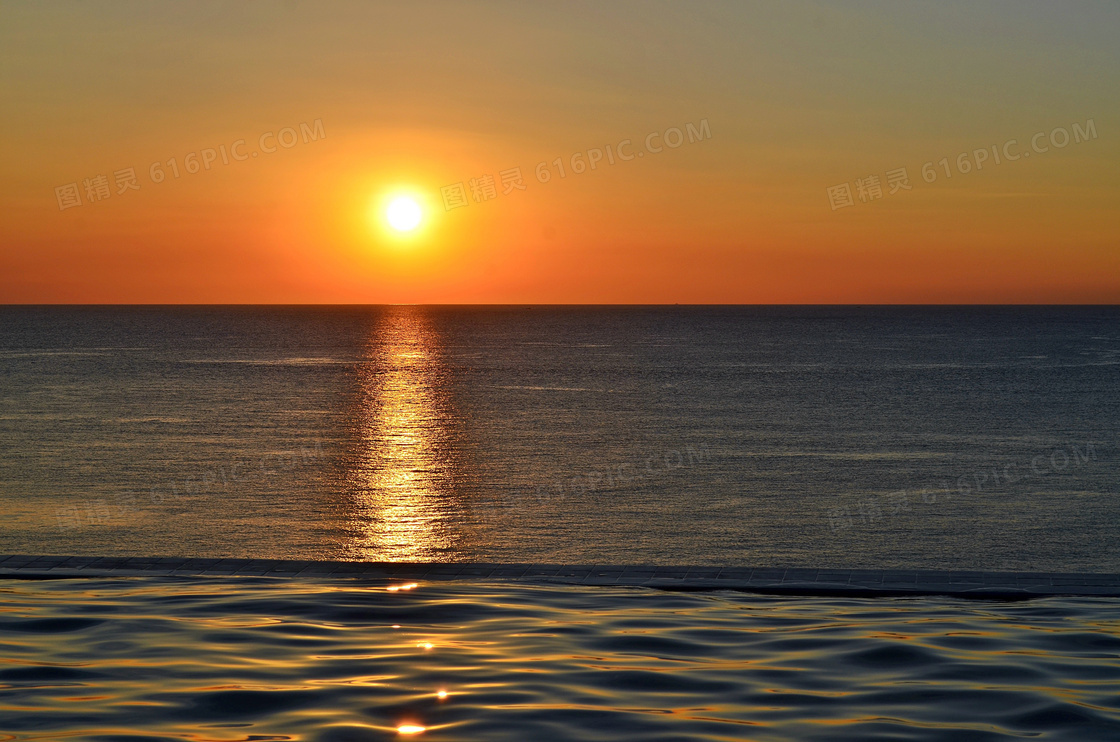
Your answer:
[1,575,1119,741]
[0,305,1118,570]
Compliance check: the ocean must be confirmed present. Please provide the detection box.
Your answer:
[1,305,1118,569]
[4,306,1120,740]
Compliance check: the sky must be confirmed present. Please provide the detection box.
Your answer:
[1,0,1117,303]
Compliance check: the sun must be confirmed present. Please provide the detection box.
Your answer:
[386,196,423,232]
[367,188,433,242]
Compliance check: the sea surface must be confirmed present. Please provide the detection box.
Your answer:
[0,305,1118,570]
[0,575,1118,741]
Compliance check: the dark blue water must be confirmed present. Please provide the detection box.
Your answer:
[1,306,1118,569]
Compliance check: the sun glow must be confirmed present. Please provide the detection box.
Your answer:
[386,196,422,232]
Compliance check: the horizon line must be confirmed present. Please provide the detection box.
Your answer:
[3,303,1120,308]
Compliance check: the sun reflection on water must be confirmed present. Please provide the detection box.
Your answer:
[342,307,467,561]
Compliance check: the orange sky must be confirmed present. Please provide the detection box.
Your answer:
[1,1,1117,303]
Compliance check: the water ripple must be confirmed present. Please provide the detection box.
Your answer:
[0,577,1119,740]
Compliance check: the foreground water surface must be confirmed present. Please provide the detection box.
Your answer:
[1,575,1119,741]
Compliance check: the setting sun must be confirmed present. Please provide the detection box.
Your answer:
[386,196,422,232]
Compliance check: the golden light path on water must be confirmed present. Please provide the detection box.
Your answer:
[343,306,465,561]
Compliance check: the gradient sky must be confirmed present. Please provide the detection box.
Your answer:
[2,0,1117,303]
